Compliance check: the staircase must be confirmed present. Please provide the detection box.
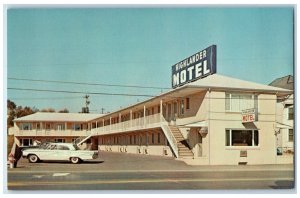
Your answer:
[168,125,193,158]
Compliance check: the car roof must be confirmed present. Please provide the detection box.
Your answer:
[47,142,74,146]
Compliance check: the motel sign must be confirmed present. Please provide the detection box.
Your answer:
[172,45,217,88]
[242,108,257,123]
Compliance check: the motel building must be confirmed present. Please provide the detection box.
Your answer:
[11,45,294,165]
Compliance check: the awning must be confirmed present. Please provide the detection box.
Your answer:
[184,121,207,127]
[276,123,293,129]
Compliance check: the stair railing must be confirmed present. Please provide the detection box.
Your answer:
[160,116,179,158]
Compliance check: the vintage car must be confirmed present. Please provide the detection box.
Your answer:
[22,142,98,164]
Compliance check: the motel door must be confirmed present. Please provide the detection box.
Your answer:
[167,104,172,122]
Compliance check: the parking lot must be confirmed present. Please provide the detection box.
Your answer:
[7,151,294,190]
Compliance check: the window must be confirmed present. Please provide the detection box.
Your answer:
[158,105,160,113]
[36,123,41,130]
[21,138,33,146]
[186,98,190,110]
[225,129,259,147]
[288,107,294,120]
[225,93,257,112]
[45,123,51,130]
[56,124,65,131]
[180,100,184,115]
[288,129,293,142]
[54,139,65,143]
[57,145,70,150]
[73,124,81,131]
[21,123,32,130]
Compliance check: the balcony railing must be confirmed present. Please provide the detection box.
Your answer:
[14,129,92,137]
[91,113,164,135]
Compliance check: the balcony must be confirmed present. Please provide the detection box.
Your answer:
[14,129,92,137]
[91,113,167,135]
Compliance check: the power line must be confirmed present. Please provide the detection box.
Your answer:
[8,87,293,101]
[9,96,82,100]
[8,87,157,98]
[8,77,171,90]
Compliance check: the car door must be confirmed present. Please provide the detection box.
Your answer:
[56,145,72,160]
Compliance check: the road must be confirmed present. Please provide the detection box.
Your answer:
[6,151,295,191]
[8,169,294,190]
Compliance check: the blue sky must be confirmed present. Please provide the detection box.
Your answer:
[7,7,294,113]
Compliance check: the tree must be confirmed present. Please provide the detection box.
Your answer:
[7,100,38,129]
[58,108,69,113]
[40,108,55,112]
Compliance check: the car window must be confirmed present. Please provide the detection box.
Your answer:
[57,145,70,150]
[50,145,57,150]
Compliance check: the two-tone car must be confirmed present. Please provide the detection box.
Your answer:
[22,142,99,164]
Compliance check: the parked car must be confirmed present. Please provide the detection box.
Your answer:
[22,142,98,164]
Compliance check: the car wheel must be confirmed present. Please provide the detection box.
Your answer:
[28,154,39,163]
[70,157,81,164]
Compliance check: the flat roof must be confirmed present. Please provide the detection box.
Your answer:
[14,112,104,122]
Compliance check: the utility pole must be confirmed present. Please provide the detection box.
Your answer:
[100,107,105,114]
[82,95,90,113]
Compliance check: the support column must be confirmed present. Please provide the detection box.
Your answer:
[144,105,146,127]
[160,100,163,123]
[65,122,67,131]
[102,119,104,132]
[130,110,133,127]
[110,117,112,131]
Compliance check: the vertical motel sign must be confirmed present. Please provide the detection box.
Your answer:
[172,45,217,88]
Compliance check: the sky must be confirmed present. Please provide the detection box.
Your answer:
[6,6,294,113]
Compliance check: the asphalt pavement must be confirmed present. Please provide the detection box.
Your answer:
[6,151,295,191]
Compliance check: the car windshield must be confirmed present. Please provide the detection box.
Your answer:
[39,142,50,149]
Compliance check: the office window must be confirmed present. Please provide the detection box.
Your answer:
[288,107,294,120]
[289,129,294,142]
[225,129,259,147]
[225,93,257,112]
[186,98,190,110]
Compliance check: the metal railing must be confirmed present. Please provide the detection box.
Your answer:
[91,113,162,135]
[90,113,179,158]
[160,124,179,158]
[14,129,92,137]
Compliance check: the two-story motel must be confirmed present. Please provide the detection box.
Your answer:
[12,73,293,165]
[11,45,294,165]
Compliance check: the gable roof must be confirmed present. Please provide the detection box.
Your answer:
[14,112,104,122]
[269,75,294,90]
